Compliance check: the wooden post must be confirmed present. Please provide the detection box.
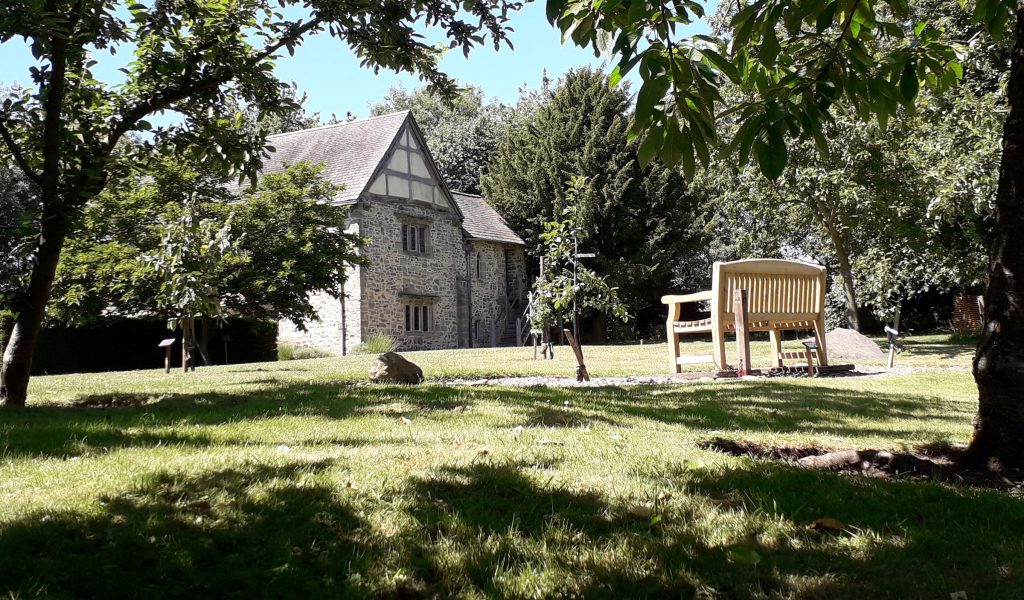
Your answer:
[733,289,752,376]
[885,325,899,369]
[159,338,175,374]
[886,304,901,370]
[181,320,189,373]
[562,328,590,381]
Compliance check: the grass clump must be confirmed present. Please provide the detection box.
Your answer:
[277,342,334,361]
[349,331,395,355]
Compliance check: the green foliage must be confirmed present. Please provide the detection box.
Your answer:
[349,332,398,355]
[52,159,367,328]
[0,160,36,313]
[277,343,335,361]
[370,85,509,194]
[689,0,1002,328]
[544,0,1011,180]
[529,179,629,332]
[144,199,242,330]
[483,67,703,325]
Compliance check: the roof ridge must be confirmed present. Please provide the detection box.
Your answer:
[266,110,410,140]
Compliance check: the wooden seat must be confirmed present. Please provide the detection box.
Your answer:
[662,259,828,372]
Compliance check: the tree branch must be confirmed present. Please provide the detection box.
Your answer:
[107,17,323,151]
[0,119,43,185]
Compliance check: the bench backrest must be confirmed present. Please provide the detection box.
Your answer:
[711,259,826,324]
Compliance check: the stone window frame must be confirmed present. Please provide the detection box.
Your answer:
[397,213,432,256]
[400,293,437,336]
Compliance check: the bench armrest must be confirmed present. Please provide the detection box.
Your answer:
[661,290,712,304]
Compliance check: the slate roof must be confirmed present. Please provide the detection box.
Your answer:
[263,111,410,204]
[452,192,525,246]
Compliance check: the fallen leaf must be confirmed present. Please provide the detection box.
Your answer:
[725,544,761,565]
[657,491,673,502]
[451,439,462,448]
[397,416,413,426]
[477,448,491,457]
[810,517,847,532]
[344,480,357,491]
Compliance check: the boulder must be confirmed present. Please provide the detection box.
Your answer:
[823,328,886,362]
[369,352,424,384]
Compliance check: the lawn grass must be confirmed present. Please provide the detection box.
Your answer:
[2,335,1019,599]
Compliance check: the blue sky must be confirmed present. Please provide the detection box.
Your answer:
[0,2,713,118]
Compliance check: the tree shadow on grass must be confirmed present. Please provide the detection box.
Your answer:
[2,454,1022,598]
[1,377,971,460]
[0,383,476,459]
[675,459,1024,599]
[0,459,383,598]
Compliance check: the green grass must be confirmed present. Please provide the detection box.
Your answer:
[2,336,1019,599]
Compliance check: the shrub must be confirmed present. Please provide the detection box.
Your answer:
[350,332,396,355]
[277,343,334,361]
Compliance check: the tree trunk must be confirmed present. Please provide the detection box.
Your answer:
[825,224,861,332]
[0,212,68,406]
[197,315,213,366]
[968,7,1024,469]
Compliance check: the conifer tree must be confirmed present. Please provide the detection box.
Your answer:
[483,67,703,331]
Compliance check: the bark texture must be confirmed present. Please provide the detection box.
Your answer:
[0,213,67,406]
[968,7,1024,468]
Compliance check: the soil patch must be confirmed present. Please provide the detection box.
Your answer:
[698,437,1024,492]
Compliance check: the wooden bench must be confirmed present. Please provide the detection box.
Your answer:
[662,259,828,372]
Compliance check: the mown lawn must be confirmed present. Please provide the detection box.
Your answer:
[2,335,1020,599]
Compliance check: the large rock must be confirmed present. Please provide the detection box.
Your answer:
[369,352,424,384]
[824,328,887,362]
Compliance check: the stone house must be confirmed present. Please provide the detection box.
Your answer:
[269,111,527,354]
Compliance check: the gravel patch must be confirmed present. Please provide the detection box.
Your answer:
[433,365,967,388]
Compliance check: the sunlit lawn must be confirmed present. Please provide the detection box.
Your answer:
[2,334,1019,599]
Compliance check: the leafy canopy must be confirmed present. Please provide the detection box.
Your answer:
[483,67,704,326]
[544,0,1011,179]
[51,158,367,328]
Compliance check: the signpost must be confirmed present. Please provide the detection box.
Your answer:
[159,338,176,373]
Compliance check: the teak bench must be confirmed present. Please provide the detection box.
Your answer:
[662,259,828,372]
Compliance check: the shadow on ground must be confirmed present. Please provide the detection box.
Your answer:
[0,377,970,459]
[2,456,1022,598]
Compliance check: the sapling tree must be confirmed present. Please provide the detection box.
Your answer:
[0,0,522,405]
[530,178,629,342]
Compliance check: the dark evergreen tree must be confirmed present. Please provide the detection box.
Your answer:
[482,67,703,335]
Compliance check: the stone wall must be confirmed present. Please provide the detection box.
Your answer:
[278,201,528,354]
[468,242,528,347]
[277,251,363,355]
[358,194,465,351]
[277,290,342,354]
